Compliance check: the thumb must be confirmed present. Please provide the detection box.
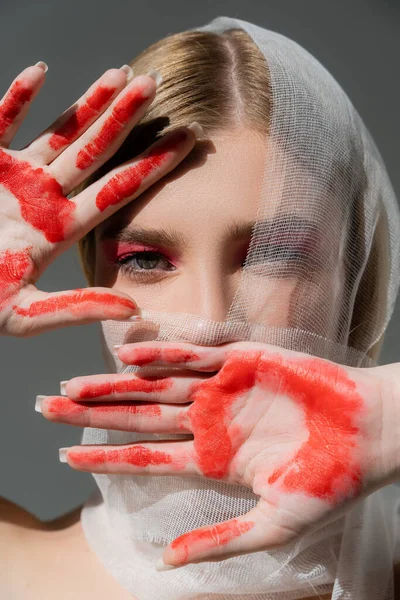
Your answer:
[8,286,139,336]
[157,501,289,569]
[158,498,306,569]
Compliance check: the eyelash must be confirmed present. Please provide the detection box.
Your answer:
[117,251,176,279]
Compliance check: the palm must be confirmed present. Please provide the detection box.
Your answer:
[185,349,367,538]
[0,64,195,336]
[45,340,396,567]
[0,151,74,244]
[0,152,75,317]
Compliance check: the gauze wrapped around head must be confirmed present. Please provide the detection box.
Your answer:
[80,16,400,600]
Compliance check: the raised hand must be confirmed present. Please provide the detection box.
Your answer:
[0,63,197,336]
[37,340,400,568]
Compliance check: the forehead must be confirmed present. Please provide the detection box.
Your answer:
[96,127,341,242]
[97,129,269,236]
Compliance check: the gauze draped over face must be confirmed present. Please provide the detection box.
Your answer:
[80,16,400,600]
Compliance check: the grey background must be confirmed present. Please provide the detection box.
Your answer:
[0,0,399,521]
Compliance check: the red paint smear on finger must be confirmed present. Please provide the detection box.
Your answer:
[47,396,162,417]
[0,150,75,242]
[78,375,172,398]
[0,247,33,311]
[127,347,200,366]
[68,444,173,468]
[170,519,255,565]
[13,289,137,318]
[95,130,188,211]
[76,87,149,170]
[48,85,117,150]
[0,80,33,136]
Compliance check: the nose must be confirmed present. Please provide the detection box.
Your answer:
[172,263,234,322]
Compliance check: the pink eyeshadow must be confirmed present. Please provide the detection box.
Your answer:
[101,239,178,265]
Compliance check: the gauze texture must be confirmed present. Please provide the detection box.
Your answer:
[80,15,400,600]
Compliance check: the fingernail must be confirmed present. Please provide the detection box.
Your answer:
[146,68,163,88]
[34,61,48,73]
[59,447,69,463]
[60,380,68,396]
[187,121,205,140]
[126,315,142,322]
[35,395,46,413]
[155,558,177,571]
[113,344,123,358]
[119,64,134,82]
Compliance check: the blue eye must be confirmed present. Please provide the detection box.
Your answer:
[118,251,176,276]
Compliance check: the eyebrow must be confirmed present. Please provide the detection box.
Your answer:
[98,215,318,249]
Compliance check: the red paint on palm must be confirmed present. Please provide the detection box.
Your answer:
[0,247,33,311]
[48,396,162,417]
[188,353,257,479]
[0,80,33,136]
[0,149,75,242]
[13,289,137,318]
[261,354,363,501]
[170,518,255,565]
[76,87,148,170]
[95,130,188,211]
[78,375,172,398]
[128,347,200,366]
[189,350,363,502]
[48,85,117,150]
[68,444,173,467]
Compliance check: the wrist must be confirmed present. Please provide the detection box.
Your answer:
[373,362,400,485]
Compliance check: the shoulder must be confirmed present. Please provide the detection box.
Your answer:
[0,496,44,567]
[0,496,43,534]
[0,497,45,597]
[0,496,83,541]
[0,496,45,566]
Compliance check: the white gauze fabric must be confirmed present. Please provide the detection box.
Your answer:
[80,16,400,600]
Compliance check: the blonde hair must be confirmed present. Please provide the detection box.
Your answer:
[70,28,388,364]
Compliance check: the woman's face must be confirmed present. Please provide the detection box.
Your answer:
[94,128,266,321]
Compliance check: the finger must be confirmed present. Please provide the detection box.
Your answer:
[62,370,206,403]
[8,287,139,336]
[38,395,192,434]
[71,124,199,238]
[49,74,157,192]
[117,341,230,371]
[60,439,197,476]
[0,64,46,147]
[161,500,291,568]
[23,68,130,164]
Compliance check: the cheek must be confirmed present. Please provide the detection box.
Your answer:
[237,277,296,327]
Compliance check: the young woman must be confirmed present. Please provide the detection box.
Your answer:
[1,16,400,600]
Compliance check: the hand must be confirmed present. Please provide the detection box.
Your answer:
[38,340,400,568]
[0,63,197,336]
